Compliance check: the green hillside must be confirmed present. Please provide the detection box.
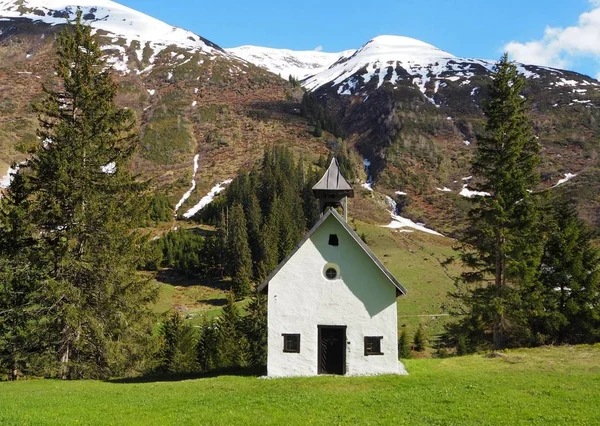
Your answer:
[152,211,459,345]
[1,345,598,425]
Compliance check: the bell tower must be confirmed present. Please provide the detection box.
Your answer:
[312,157,355,222]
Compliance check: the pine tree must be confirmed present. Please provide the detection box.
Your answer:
[0,172,52,379]
[1,12,156,379]
[242,293,268,368]
[217,292,248,369]
[451,54,542,351]
[413,324,427,352]
[196,316,220,372]
[313,122,323,137]
[157,312,197,373]
[228,204,253,299]
[257,219,280,282]
[215,209,229,278]
[535,197,600,344]
[0,171,46,379]
[398,329,411,359]
[302,166,321,229]
[456,335,470,356]
[244,193,263,279]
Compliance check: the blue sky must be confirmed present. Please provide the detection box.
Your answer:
[119,0,600,78]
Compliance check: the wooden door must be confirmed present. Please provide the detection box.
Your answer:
[318,326,346,375]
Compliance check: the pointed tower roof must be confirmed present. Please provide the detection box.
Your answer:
[312,157,354,198]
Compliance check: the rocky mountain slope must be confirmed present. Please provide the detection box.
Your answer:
[0,0,330,218]
[0,2,599,231]
[301,35,600,230]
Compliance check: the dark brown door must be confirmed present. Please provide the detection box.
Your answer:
[318,326,346,375]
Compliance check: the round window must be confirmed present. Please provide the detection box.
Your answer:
[325,268,338,280]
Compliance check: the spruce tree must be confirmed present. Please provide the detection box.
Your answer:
[228,204,253,299]
[215,210,229,278]
[302,166,321,229]
[244,193,263,279]
[0,172,52,379]
[243,293,268,368]
[413,324,427,352]
[398,329,411,359]
[1,12,156,379]
[257,218,280,282]
[196,317,220,372]
[157,312,197,373]
[217,292,248,369]
[452,54,542,350]
[535,197,600,344]
[0,171,46,379]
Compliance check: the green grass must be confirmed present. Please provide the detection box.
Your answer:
[152,269,249,324]
[1,345,599,425]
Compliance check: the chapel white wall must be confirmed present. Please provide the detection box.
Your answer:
[267,216,399,377]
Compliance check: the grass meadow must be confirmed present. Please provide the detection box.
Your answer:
[0,345,599,425]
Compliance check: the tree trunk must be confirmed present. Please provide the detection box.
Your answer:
[493,230,505,351]
[60,342,70,380]
[11,348,18,381]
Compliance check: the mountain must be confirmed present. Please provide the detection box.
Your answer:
[0,0,229,72]
[301,35,600,230]
[0,2,599,231]
[226,45,355,80]
[304,35,598,103]
[0,0,325,219]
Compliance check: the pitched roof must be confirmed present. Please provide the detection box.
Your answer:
[257,208,407,296]
[312,157,354,196]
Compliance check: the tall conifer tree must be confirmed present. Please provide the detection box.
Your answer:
[452,54,542,350]
[0,171,50,379]
[535,198,600,343]
[0,12,156,379]
[228,204,253,299]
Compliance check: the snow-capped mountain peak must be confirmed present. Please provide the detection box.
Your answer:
[301,34,592,103]
[226,45,355,80]
[303,35,463,95]
[351,35,455,64]
[0,0,228,73]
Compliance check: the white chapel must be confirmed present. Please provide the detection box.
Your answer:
[258,158,407,377]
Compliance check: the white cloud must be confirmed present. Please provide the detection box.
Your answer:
[313,45,323,52]
[505,1,600,75]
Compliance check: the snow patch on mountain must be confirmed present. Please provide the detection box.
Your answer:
[0,164,18,189]
[0,161,27,190]
[552,173,577,188]
[101,162,116,174]
[183,179,232,219]
[226,45,355,80]
[384,195,443,236]
[174,154,200,213]
[460,184,490,198]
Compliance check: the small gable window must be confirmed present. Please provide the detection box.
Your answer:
[323,263,340,280]
[364,336,383,356]
[329,234,339,246]
[325,267,338,280]
[283,334,301,353]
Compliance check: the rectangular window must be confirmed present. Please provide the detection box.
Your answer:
[283,334,301,353]
[364,336,383,356]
